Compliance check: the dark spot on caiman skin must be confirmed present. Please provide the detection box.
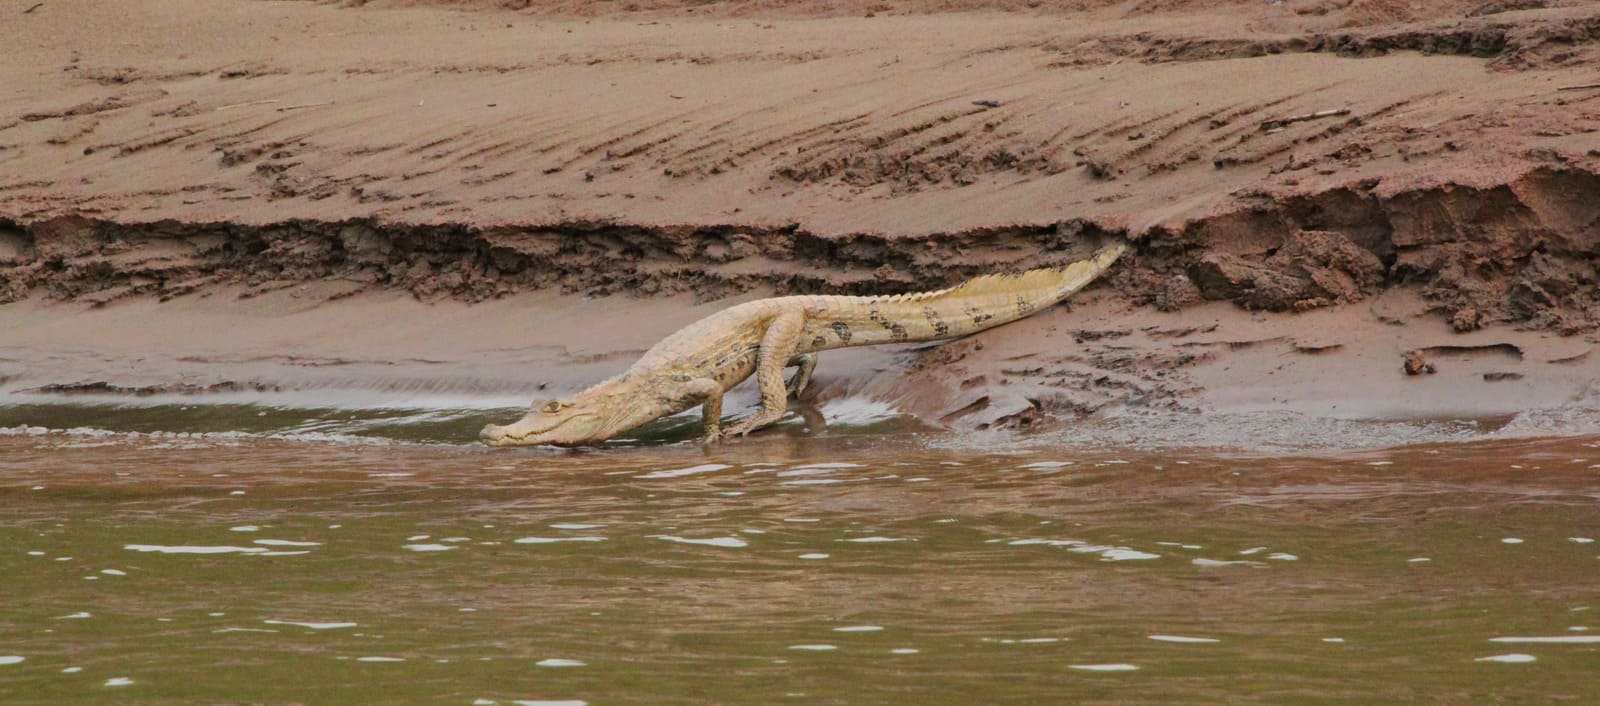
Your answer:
[1015,294,1034,317]
[963,304,993,326]
[673,374,692,382]
[868,308,909,342]
[830,321,852,344]
[923,306,949,337]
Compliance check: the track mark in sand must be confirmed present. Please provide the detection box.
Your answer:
[1062,96,1183,147]
[774,106,993,183]
[897,124,977,164]
[189,119,321,160]
[404,113,585,171]
[1345,92,1447,127]
[1102,108,1185,140]
[456,140,520,163]
[1201,85,1384,168]
[398,165,450,182]
[461,170,517,186]
[1210,90,1447,170]
[407,135,456,156]
[1197,82,1344,147]
[207,116,299,152]
[1133,87,1339,173]
[556,111,698,172]
[344,143,405,158]
[45,119,101,147]
[882,90,991,120]
[663,110,874,178]
[1147,94,1301,167]
[895,106,1030,167]
[90,127,200,158]
[663,105,791,163]
[1119,107,1230,171]
[606,129,689,163]
[411,120,546,167]
[733,110,873,158]
[1029,82,1108,141]
[661,136,732,168]
[468,140,541,164]
[69,65,214,86]
[21,96,137,123]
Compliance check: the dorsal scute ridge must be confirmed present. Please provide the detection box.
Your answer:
[917,264,1072,303]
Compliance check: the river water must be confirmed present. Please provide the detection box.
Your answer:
[2,404,1598,704]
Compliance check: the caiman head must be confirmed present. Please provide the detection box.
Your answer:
[480,398,613,447]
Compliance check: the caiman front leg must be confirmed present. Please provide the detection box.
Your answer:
[785,353,817,399]
[722,310,805,438]
[682,377,727,443]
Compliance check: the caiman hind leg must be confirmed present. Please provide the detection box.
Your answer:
[681,377,727,443]
[785,353,817,399]
[722,310,805,438]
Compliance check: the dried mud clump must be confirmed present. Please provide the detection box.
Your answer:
[1190,230,1386,311]
[1402,349,1436,375]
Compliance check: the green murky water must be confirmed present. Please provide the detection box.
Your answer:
[2,406,1598,704]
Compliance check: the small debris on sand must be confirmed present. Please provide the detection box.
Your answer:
[1403,350,1436,376]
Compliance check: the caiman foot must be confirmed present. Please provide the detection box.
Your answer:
[785,353,817,399]
[721,410,786,438]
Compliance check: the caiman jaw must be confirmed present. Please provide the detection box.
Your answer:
[479,411,605,447]
[478,423,520,447]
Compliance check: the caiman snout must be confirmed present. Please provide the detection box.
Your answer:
[479,404,608,447]
[479,423,512,446]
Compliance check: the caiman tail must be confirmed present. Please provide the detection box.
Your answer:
[801,240,1129,350]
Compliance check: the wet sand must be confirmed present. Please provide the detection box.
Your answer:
[4,283,1598,441]
[2,0,1599,442]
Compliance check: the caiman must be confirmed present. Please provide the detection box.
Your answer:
[480,241,1126,447]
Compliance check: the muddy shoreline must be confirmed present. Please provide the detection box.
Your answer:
[3,0,1598,443]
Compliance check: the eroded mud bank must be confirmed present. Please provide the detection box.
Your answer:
[5,166,1596,334]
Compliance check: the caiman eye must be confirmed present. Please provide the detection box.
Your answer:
[543,400,563,413]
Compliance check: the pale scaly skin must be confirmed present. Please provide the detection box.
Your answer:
[480,242,1127,447]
